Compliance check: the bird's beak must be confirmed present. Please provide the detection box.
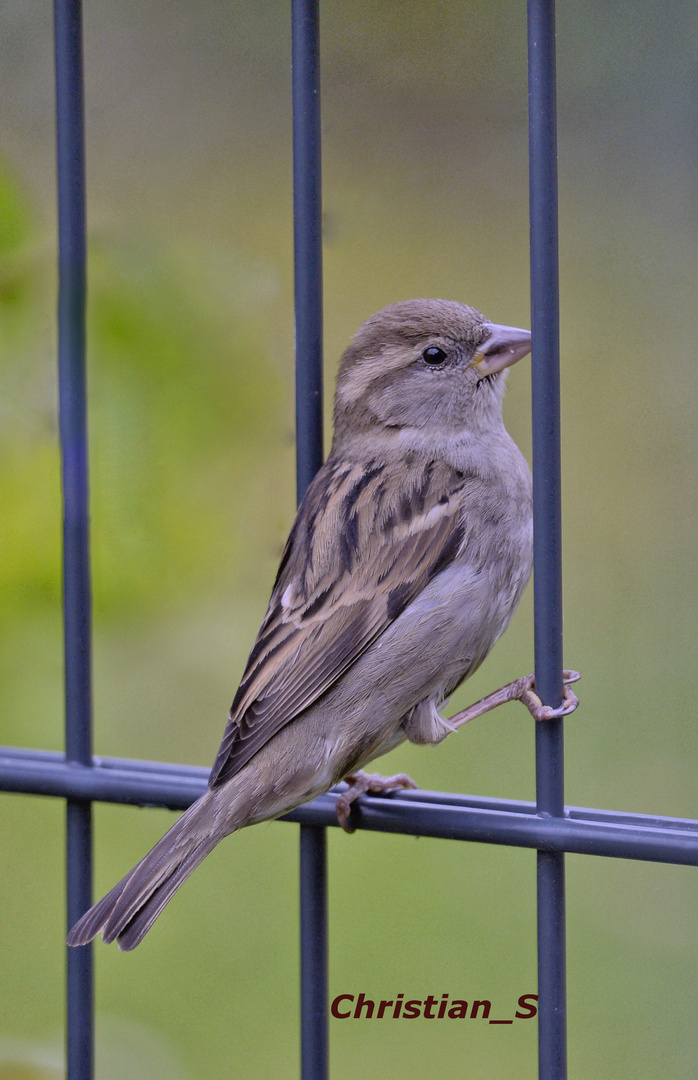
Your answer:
[471,323,532,377]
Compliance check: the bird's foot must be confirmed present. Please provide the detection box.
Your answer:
[336,771,418,833]
[447,670,580,730]
[518,671,580,721]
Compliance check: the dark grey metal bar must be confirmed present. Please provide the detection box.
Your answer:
[4,750,698,866]
[527,2,566,1078]
[54,1,93,1078]
[8,746,698,833]
[291,2,327,1078]
[292,0,324,497]
[299,823,328,1080]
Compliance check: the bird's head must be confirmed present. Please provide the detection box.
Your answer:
[332,299,531,453]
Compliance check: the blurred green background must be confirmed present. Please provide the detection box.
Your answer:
[2,1,698,1077]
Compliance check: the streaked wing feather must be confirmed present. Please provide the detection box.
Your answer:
[208,457,470,788]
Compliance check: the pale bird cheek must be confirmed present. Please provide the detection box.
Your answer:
[337,346,417,406]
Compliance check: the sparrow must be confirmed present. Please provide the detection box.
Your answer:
[67,298,578,951]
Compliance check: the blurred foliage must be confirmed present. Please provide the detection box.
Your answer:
[2,2,698,1078]
[1,219,288,624]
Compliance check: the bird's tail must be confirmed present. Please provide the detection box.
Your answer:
[67,786,236,951]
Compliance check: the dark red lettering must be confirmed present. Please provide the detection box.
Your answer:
[423,994,438,1019]
[331,995,353,1019]
[353,993,374,1019]
[515,994,538,1019]
[403,999,421,1018]
[470,999,491,1019]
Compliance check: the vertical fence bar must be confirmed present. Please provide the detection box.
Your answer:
[291,2,328,1079]
[527,2,567,1079]
[54,2,93,1079]
[299,823,328,1080]
[292,0,324,500]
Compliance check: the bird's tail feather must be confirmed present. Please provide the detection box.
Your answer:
[67,788,229,951]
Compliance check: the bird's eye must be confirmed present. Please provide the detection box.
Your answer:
[422,346,447,366]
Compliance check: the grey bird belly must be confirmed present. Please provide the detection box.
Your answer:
[243,547,531,824]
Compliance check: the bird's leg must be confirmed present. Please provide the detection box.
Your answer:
[447,670,581,730]
[335,771,418,833]
[335,672,580,831]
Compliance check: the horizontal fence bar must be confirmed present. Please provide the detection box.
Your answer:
[2,748,698,865]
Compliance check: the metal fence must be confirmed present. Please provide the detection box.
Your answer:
[1,2,698,1079]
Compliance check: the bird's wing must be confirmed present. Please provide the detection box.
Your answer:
[208,455,477,788]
